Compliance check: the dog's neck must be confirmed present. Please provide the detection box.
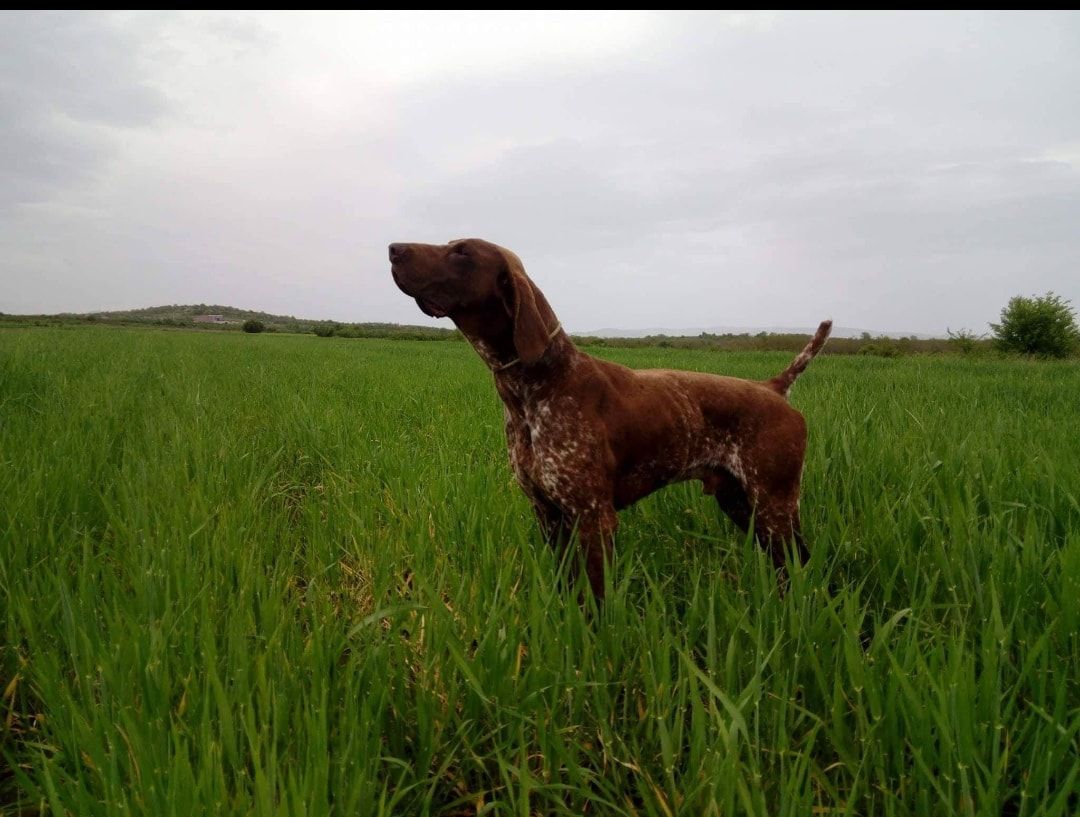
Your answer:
[492,321,564,372]
[452,307,577,399]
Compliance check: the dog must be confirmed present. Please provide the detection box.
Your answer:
[390,238,831,597]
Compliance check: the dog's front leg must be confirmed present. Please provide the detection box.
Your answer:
[528,495,571,555]
[569,506,618,600]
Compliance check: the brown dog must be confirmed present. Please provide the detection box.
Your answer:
[390,238,831,597]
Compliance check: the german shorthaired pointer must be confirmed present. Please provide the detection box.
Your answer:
[390,238,831,597]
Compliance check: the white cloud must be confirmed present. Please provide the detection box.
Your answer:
[1,11,1078,334]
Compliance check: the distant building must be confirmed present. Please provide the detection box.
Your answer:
[194,314,229,323]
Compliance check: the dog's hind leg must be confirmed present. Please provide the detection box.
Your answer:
[754,495,809,570]
[706,468,753,533]
[706,468,809,571]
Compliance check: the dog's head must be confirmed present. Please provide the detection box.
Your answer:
[389,238,556,364]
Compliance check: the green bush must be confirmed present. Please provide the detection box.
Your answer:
[858,339,900,358]
[946,327,981,355]
[242,319,265,334]
[991,292,1079,358]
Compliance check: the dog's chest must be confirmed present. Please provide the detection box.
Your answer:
[504,398,594,507]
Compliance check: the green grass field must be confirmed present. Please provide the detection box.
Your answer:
[2,327,1078,816]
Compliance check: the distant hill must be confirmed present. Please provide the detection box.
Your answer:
[5,304,941,339]
[1,304,977,355]
[1,304,460,340]
[89,304,290,323]
[582,324,942,340]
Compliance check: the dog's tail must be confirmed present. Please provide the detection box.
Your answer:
[766,319,833,398]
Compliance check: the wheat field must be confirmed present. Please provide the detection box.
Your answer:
[2,327,1078,816]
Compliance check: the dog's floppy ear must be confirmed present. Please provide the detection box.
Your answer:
[498,247,550,364]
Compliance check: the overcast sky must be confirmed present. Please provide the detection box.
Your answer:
[2,11,1078,334]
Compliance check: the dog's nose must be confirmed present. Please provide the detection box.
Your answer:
[388,243,408,263]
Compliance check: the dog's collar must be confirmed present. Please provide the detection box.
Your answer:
[494,323,563,373]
